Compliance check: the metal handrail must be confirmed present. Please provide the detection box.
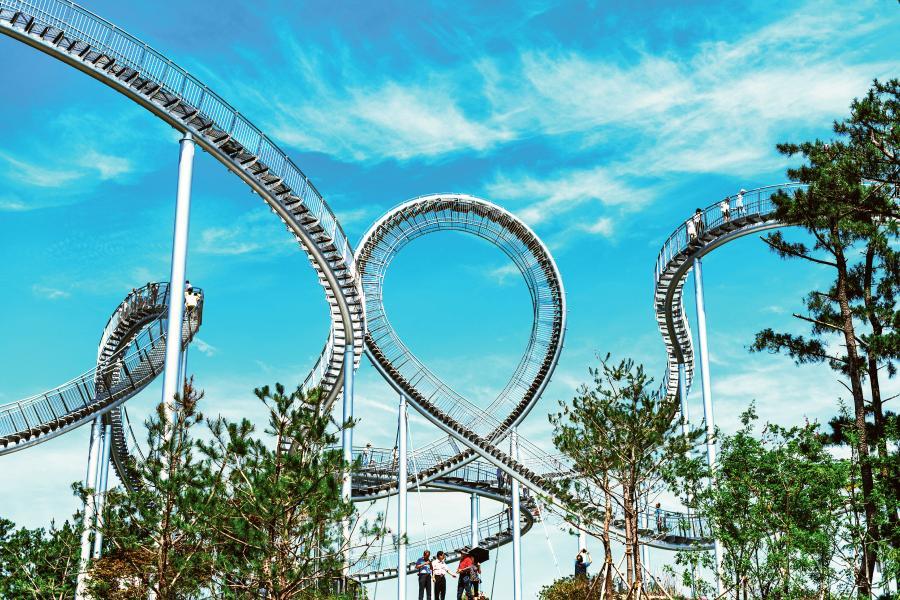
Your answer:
[0,0,354,279]
[0,283,202,448]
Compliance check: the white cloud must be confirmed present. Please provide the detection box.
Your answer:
[0,195,28,211]
[580,217,614,237]
[0,152,82,188]
[32,284,70,300]
[480,3,893,234]
[485,263,519,286]
[196,211,297,257]
[193,338,217,357]
[77,150,133,181]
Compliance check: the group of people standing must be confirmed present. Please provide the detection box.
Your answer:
[685,188,747,242]
[414,548,484,600]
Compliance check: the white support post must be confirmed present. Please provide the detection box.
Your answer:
[511,429,523,600]
[641,501,651,580]
[678,362,697,599]
[398,393,408,600]
[678,362,690,439]
[91,422,112,559]
[160,132,195,418]
[75,416,103,599]
[693,257,723,594]
[471,492,480,548]
[578,524,587,556]
[341,341,354,575]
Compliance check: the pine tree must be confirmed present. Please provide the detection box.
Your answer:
[0,515,80,598]
[751,79,900,595]
[199,383,381,599]
[88,380,219,599]
[550,355,703,599]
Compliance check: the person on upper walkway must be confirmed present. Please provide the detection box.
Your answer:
[686,218,697,242]
[736,188,746,215]
[719,197,730,222]
[416,550,433,600]
[692,208,705,235]
[431,550,455,600]
[656,502,664,532]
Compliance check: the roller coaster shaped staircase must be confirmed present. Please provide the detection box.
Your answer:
[0,0,799,583]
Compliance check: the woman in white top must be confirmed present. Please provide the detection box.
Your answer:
[431,551,455,600]
[719,198,730,222]
[686,218,697,242]
[736,189,746,215]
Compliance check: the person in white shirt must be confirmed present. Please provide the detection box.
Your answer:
[719,198,730,222]
[736,188,746,215]
[431,551,455,600]
[686,218,697,242]
[185,288,199,315]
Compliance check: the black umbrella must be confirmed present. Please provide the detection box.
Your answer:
[469,546,490,564]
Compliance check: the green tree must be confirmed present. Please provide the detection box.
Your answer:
[538,574,603,599]
[751,78,900,595]
[87,380,219,599]
[0,515,80,599]
[550,355,703,599]
[676,407,849,600]
[199,383,381,599]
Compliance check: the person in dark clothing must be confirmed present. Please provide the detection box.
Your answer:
[415,550,433,600]
[575,550,592,577]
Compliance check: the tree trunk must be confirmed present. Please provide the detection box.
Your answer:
[834,239,877,596]
[603,489,614,600]
[862,244,900,577]
[623,483,635,592]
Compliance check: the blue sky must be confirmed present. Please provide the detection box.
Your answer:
[1,0,898,597]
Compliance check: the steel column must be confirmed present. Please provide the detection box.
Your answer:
[511,429,523,600]
[91,422,112,559]
[578,525,587,556]
[693,257,723,593]
[75,416,102,599]
[398,393,408,600]
[160,132,195,418]
[470,492,480,547]
[678,362,697,599]
[341,341,354,574]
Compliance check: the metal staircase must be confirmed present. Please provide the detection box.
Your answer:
[0,0,810,581]
[0,282,202,455]
[0,0,366,410]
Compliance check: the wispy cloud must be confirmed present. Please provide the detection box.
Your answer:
[32,284,70,300]
[485,263,520,286]
[193,338,217,357]
[196,211,297,257]
[0,195,28,211]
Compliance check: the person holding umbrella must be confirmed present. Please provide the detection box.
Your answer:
[456,547,475,599]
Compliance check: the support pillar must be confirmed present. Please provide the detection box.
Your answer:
[341,342,354,574]
[578,524,587,555]
[471,493,480,547]
[693,257,723,594]
[91,422,112,559]
[75,416,103,599]
[678,363,698,599]
[160,132,195,417]
[398,393,408,600]
[510,429,523,600]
